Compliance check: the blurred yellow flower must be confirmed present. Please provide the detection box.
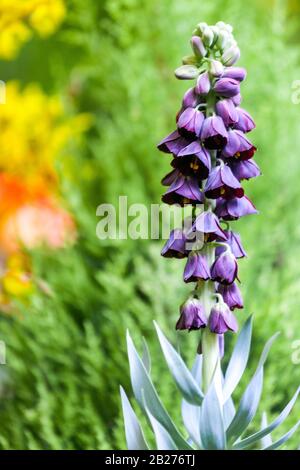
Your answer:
[0,82,91,190]
[0,81,91,307]
[0,0,66,59]
[1,254,33,296]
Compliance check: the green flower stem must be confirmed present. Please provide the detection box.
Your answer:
[199,87,223,399]
[199,249,223,401]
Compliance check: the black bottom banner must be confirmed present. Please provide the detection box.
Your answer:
[0,450,297,466]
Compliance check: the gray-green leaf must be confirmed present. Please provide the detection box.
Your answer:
[223,316,252,402]
[260,413,272,449]
[145,404,178,450]
[226,367,264,443]
[200,381,226,449]
[227,332,279,443]
[234,387,300,449]
[263,421,300,450]
[142,337,151,373]
[126,331,191,450]
[154,322,204,405]
[181,355,203,448]
[120,386,149,450]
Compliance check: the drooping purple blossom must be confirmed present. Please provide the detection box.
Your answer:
[209,302,238,333]
[176,298,207,331]
[217,282,243,310]
[161,228,187,258]
[204,164,244,199]
[177,107,205,138]
[211,250,238,285]
[192,210,227,241]
[222,129,257,160]
[200,115,228,149]
[233,107,256,133]
[162,174,204,206]
[174,141,211,179]
[216,230,247,258]
[228,158,261,181]
[215,98,238,127]
[215,195,258,220]
[183,251,211,282]
[157,130,191,156]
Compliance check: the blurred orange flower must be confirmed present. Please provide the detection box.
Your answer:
[0,172,76,253]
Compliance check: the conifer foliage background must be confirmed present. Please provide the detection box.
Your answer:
[0,0,300,449]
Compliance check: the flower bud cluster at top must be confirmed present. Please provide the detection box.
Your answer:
[158,21,260,343]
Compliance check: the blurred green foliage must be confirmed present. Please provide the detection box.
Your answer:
[0,0,300,449]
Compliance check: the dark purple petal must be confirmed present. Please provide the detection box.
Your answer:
[215,196,258,221]
[222,129,256,160]
[177,107,205,138]
[222,129,242,158]
[162,174,204,206]
[161,168,181,186]
[174,141,211,179]
[214,77,240,98]
[222,67,247,82]
[216,230,247,258]
[193,210,227,241]
[215,99,238,126]
[200,115,228,149]
[234,130,257,160]
[157,130,192,155]
[176,298,207,330]
[233,107,255,133]
[217,282,243,310]
[161,228,187,258]
[228,158,261,181]
[211,251,238,285]
[204,164,244,199]
[183,251,211,282]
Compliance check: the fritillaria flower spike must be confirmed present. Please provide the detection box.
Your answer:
[122,21,300,452]
[157,20,260,391]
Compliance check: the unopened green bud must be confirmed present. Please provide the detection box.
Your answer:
[174,65,199,80]
[216,21,227,29]
[209,59,224,77]
[182,55,198,65]
[222,45,240,66]
[224,23,233,33]
[202,26,214,47]
[217,29,230,49]
[196,22,208,34]
[210,25,220,46]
